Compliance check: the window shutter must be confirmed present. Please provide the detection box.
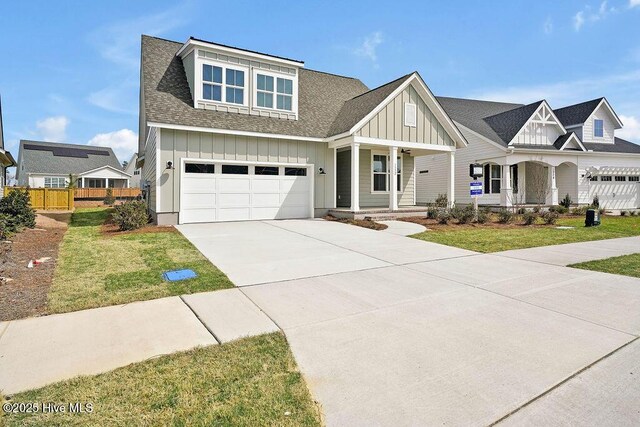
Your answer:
[404,103,417,127]
[484,164,490,193]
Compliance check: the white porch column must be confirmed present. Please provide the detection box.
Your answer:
[549,165,558,205]
[350,142,360,211]
[447,151,455,207]
[500,164,513,207]
[81,177,85,188]
[389,146,398,211]
[106,178,110,188]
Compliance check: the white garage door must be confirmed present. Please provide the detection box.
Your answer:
[589,176,640,210]
[180,162,312,224]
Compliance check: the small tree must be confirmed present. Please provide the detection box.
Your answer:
[67,174,79,189]
[560,194,572,208]
[104,188,115,206]
[529,163,550,208]
[0,188,36,235]
[592,195,600,208]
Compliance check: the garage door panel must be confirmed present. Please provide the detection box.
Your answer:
[183,177,216,192]
[280,192,308,205]
[218,193,251,207]
[182,193,216,209]
[181,209,216,224]
[280,178,309,192]
[218,207,251,221]
[219,178,251,192]
[252,207,282,220]
[253,193,281,206]
[252,178,280,193]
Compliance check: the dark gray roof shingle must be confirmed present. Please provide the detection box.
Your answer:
[327,74,412,136]
[553,132,574,150]
[553,98,603,127]
[142,36,370,139]
[483,101,544,145]
[18,140,123,175]
[435,97,524,146]
[584,138,640,154]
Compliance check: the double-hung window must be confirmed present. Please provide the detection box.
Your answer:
[202,64,245,105]
[44,177,66,188]
[256,74,274,108]
[372,153,402,192]
[276,77,293,111]
[594,119,604,138]
[484,164,501,194]
[256,73,294,111]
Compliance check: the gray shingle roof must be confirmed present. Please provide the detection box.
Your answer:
[435,97,524,146]
[483,101,544,145]
[141,35,370,139]
[584,138,640,154]
[553,98,603,127]
[18,140,123,175]
[327,74,412,136]
[553,132,574,150]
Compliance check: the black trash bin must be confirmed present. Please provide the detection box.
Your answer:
[585,209,600,227]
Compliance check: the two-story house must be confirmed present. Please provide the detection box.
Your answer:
[417,97,640,210]
[138,36,466,224]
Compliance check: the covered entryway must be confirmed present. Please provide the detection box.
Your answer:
[179,160,313,224]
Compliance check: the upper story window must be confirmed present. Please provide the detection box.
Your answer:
[594,119,604,138]
[202,63,245,105]
[255,73,293,111]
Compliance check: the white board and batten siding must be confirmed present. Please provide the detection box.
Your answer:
[511,103,563,147]
[142,127,158,213]
[156,128,334,223]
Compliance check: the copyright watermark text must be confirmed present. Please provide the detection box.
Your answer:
[3,401,94,414]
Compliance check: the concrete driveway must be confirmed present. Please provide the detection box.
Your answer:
[177,220,640,426]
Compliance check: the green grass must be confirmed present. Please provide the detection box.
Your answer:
[570,253,640,278]
[47,208,234,314]
[411,216,640,253]
[2,333,322,427]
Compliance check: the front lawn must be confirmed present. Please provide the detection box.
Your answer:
[570,253,640,278]
[409,215,640,253]
[47,208,234,314]
[2,333,321,427]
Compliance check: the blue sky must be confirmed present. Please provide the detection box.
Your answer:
[1,0,639,168]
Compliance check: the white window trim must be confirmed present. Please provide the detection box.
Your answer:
[484,163,501,195]
[44,176,67,188]
[370,150,403,194]
[594,119,605,139]
[252,68,298,115]
[197,58,249,108]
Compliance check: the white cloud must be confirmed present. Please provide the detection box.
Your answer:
[87,129,138,162]
[36,116,69,142]
[354,32,383,62]
[543,17,553,34]
[87,80,138,115]
[573,11,586,31]
[573,1,617,31]
[630,0,640,8]
[618,115,640,141]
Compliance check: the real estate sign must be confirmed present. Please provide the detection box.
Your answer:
[470,181,483,197]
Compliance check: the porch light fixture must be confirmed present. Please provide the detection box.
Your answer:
[401,149,411,154]
[318,167,326,175]
[166,161,174,170]
[470,163,483,179]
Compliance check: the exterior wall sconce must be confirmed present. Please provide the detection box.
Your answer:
[166,161,174,170]
[318,167,326,175]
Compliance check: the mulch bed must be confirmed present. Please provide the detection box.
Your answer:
[100,215,177,237]
[399,215,582,231]
[324,215,388,231]
[0,213,71,321]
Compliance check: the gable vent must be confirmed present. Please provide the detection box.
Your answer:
[404,103,417,128]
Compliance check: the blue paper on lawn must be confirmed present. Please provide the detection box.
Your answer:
[163,269,198,282]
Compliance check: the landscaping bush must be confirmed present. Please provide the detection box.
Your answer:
[111,200,149,231]
[542,211,559,225]
[549,205,568,214]
[435,208,452,224]
[497,208,513,224]
[476,207,490,224]
[0,188,36,235]
[571,206,588,216]
[451,205,475,224]
[435,193,449,208]
[426,206,437,219]
[599,208,606,215]
[532,206,541,213]
[522,211,538,225]
[516,207,526,215]
[104,188,116,206]
[592,195,599,208]
[560,194,572,208]
[621,210,628,217]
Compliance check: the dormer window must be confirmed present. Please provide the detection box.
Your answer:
[254,72,294,112]
[256,74,274,108]
[276,78,293,111]
[594,119,604,138]
[201,63,246,105]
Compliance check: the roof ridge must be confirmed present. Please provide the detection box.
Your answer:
[141,34,182,46]
[554,97,604,111]
[302,67,361,81]
[436,96,524,107]
[346,73,413,102]
[20,139,113,152]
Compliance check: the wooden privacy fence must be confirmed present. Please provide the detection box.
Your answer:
[74,188,141,199]
[4,187,74,210]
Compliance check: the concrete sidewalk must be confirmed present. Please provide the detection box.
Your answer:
[495,236,640,266]
[0,290,278,394]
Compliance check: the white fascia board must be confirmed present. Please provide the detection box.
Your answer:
[586,98,624,129]
[347,73,468,149]
[176,39,304,68]
[558,133,587,151]
[353,136,455,152]
[507,100,567,146]
[78,165,132,178]
[147,122,324,142]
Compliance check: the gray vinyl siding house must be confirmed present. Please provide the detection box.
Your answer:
[138,35,466,225]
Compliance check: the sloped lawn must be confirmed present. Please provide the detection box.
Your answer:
[2,333,321,427]
[570,253,640,278]
[409,215,640,253]
[47,208,233,314]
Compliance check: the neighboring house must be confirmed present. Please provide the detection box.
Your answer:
[0,97,17,189]
[417,97,640,210]
[16,140,131,188]
[138,36,466,225]
[123,152,141,188]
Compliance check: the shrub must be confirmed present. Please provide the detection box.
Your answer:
[111,200,149,231]
[542,211,559,225]
[426,206,437,219]
[560,194,572,208]
[592,195,599,208]
[516,207,526,215]
[497,208,513,224]
[435,208,452,225]
[533,206,541,213]
[620,210,628,217]
[435,194,448,208]
[476,207,490,224]
[599,208,606,215]
[0,188,36,235]
[522,211,538,225]
[104,188,116,206]
[571,206,588,216]
[451,205,475,224]
[549,205,568,214]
